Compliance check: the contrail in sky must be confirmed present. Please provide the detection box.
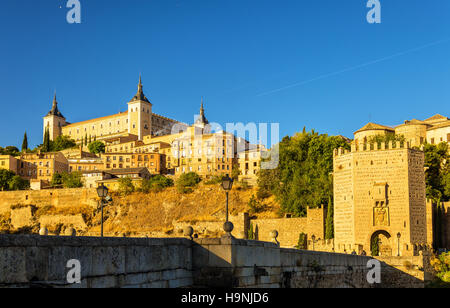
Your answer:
[256,38,450,97]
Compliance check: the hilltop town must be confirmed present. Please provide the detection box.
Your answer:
[0,76,449,287]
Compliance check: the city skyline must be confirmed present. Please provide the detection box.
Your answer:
[0,0,449,149]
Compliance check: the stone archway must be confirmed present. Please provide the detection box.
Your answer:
[370,230,392,256]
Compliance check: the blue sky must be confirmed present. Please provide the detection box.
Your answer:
[0,0,449,149]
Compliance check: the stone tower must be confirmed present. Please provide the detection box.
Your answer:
[43,94,66,141]
[127,76,152,140]
[333,142,427,256]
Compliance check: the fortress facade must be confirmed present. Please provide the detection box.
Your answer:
[333,141,427,256]
[354,114,450,148]
[43,76,179,143]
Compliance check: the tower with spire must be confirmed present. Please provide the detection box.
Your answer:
[127,75,153,140]
[43,93,66,142]
[195,97,209,128]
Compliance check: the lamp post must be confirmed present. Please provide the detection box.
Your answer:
[311,234,316,251]
[397,232,401,256]
[97,184,109,237]
[221,174,234,237]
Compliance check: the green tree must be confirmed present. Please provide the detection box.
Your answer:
[423,142,449,203]
[258,130,350,216]
[0,169,15,191]
[176,172,201,193]
[325,199,334,240]
[21,132,28,152]
[118,177,135,196]
[248,222,255,240]
[58,172,83,188]
[231,163,240,180]
[248,194,265,214]
[0,146,20,156]
[371,235,380,256]
[367,133,406,148]
[88,141,106,154]
[43,128,51,152]
[296,233,307,249]
[85,133,88,146]
[8,175,29,191]
[141,175,174,193]
[52,135,77,152]
[51,172,64,187]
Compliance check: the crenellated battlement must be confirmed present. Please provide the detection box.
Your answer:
[333,141,423,157]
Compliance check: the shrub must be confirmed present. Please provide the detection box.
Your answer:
[256,187,271,200]
[62,172,83,188]
[8,176,29,191]
[248,222,255,240]
[430,252,450,284]
[88,141,105,154]
[204,175,224,185]
[296,232,307,250]
[176,172,201,193]
[141,175,174,193]
[118,177,135,196]
[248,195,265,214]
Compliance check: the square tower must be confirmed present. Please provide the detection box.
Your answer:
[333,142,427,256]
[43,94,66,141]
[127,76,152,140]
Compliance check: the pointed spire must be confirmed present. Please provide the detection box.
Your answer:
[46,92,64,118]
[200,97,205,115]
[195,97,209,125]
[130,74,151,104]
[52,92,57,109]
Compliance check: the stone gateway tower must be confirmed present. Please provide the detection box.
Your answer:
[333,142,427,256]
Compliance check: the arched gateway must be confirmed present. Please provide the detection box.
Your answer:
[370,230,392,256]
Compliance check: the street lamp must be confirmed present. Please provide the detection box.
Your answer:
[222,174,234,237]
[97,184,109,237]
[397,232,401,256]
[311,234,316,251]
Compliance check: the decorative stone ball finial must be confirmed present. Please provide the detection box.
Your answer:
[223,221,234,234]
[65,228,76,237]
[184,226,194,240]
[270,230,279,246]
[39,227,48,236]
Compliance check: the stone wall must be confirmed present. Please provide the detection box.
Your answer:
[192,237,429,288]
[0,235,193,288]
[251,217,307,247]
[444,202,450,249]
[0,235,430,288]
[425,200,450,250]
[0,188,98,215]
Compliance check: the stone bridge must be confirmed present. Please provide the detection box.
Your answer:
[0,234,429,288]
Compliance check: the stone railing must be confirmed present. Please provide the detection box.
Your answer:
[0,234,430,288]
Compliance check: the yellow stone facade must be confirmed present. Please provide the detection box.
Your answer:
[333,142,427,256]
[43,77,178,143]
[355,114,449,149]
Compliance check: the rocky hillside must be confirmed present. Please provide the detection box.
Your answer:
[0,184,280,238]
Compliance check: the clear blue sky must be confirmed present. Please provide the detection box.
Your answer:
[0,0,449,149]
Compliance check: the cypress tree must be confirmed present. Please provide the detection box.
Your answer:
[89,135,92,144]
[325,197,334,240]
[248,222,254,240]
[43,128,51,152]
[85,134,88,146]
[21,132,28,152]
